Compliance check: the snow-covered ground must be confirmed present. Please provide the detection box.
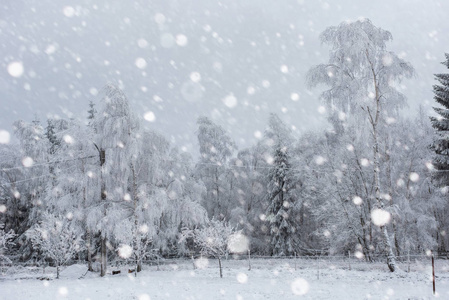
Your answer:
[1,258,448,300]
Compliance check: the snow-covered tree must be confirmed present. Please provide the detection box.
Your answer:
[181,218,235,278]
[0,144,28,236]
[228,144,268,252]
[0,223,16,264]
[430,53,449,186]
[44,119,98,271]
[196,117,236,220]
[430,53,449,253]
[90,84,138,276]
[307,19,413,272]
[26,213,83,279]
[13,119,50,227]
[87,100,97,126]
[264,114,300,256]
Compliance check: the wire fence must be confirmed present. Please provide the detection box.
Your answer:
[2,253,448,279]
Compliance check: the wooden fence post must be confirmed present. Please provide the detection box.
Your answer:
[348,251,351,271]
[294,252,297,271]
[432,254,436,296]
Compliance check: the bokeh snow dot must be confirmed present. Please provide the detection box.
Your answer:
[190,72,201,83]
[139,224,149,234]
[89,88,98,96]
[154,13,166,24]
[58,287,68,296]
[138,38,148,48]
[360,158,369,166]
[138,294,151,300]
[262,80,270,88]
[409,172,419,182]
[135,58,147,69]
[118,244,133,259]
[22,157,34,167]
[354,251,364,259]
[425,162,434,170]
[228,232,249,253]
[315,156,326,165]
[7,62,24,78]
[63,6,75,17]
[63,135,74,144]
[0,130,11,144]
[236,273,248,284]
[353,196,363,205]
[291,278,309,295]
[291,93,299,101]
[144,111,156,122]
[194,257,209,269]
[223,94,237,108]
[371,209,391,226]
[318,106,326,114]
[0,205,6,213]
[280,65,289,73]
[176,34,188,46]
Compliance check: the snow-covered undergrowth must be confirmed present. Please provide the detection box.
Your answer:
[1,258,448,300]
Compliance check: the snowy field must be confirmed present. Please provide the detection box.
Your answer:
[1,258,448,300]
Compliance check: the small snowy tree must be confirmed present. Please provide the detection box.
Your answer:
[27,214,83,279]
[0,224,16,264]
[182,218,234,278]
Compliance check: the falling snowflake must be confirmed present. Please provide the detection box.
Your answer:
[291,278,309,295]
[371,209,391,226]
[7,62,24,78]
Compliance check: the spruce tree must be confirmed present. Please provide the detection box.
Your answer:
[430,53,449,186]
[265,114,298,256]
[87,100,97,127]
[45,119,58,155]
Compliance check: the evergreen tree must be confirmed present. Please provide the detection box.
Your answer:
[430,53,449,254]
[264,114,299,256]
[45,119,58,155]
[430,53,449,186]
[87,100,97,126]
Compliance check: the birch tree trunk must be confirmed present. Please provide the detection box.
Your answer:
[131,163,142,274]
[100,148,107,277]
[86,229,93,272]
[368,58,396,272]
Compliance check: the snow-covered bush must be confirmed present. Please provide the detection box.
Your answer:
[181,218,235,278]
[0,223,16,264]
[26,213,84,279]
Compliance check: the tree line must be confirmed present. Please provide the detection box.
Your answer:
[1,19,448,276]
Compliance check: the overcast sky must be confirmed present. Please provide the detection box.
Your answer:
[1,0,448,153]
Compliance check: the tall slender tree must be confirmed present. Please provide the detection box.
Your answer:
[91,84,138,276]
[196,117,236,220]
[307,19,414,271]
[264,114,299,256]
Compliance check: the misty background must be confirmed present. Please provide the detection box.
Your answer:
[1,0,448,153]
